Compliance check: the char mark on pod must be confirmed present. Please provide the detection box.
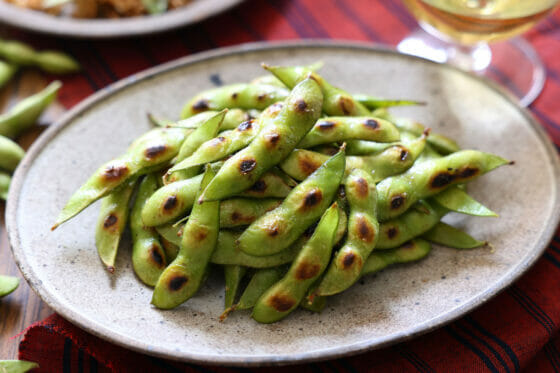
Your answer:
[317,120,336,131]
[192,99,210,112]
[364,119,379,129]
[265,132,281,148]
[390,194,406,210]
[268,294,296,312]
[102,164,129,181]
[338,96,354,115]
[231,92,239,100]
[163,195,178,211]
[300,189,323,210]
[150,245,165,267]
[396,146,409,161]
[249,180,267,192]
[298,155,321,177]
[342,252,356,269]
[237,120,253,132]
[296,99,308,112]
[356,216,375,243]
[103,214,118,229]
[257,93,268,102]
[168,275,188,291]
[295,262,320,280]
[239,158,257,174]
[145,145,167,159]
[354,177,369,198]
[387,226,398,239]
[194,227,208,241]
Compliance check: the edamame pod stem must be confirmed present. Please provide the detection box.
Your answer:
[0,135,25,172]
[199,78,324,202]
[252,203,339,323]
[317,169,379,296]
[376,150,510,221]
[433,186,498,217]
[95,179,136,273]
[377,199,448,249]
[180,83,289,119]
[0,81,61,138]
[353,94,426,109]
[0,39,79,74]
[0,172,10,200]
[249,62,323,88]
[147,113,174,127]
[297,116,400,148]
[0,61,17,89]
[422,222,486,249]
[263,64,371,116]
[52,126,190,230]
[361,239,432,276]
[238,148,345,257]
[142,170,294,227]
[0,360,39,372]
[169,119,260,174]
[0,275,19,297]
[280,133,426,182]
[130,174,167,286]
[152,166,219,309]
[224,265,247,309]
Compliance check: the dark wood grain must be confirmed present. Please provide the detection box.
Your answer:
[0,70,65,360]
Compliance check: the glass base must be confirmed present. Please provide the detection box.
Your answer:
[397,28,545,107]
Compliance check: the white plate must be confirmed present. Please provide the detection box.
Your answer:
[7,41,560,366]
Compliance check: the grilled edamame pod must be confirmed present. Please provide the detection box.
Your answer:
[95,179,136,273]
[219,198,282,227]
[345,140,400,156]
[52,126,190,230]
[317,169,379,296]
[280,132,427,181]
[297,116,400,148]
[0,38,79,74]
[252,203,339,323]
[0,81,61,138]
[152,167,219,309]
[0,360,39,373]
[181,83,289,119]
[376,150,510,221]
[0,172,10,200]
[353,94,425,109]
[141,169,293,227]
[224,265,247,309]
[422,222,486,249]
[432,186,498,217]
[0,135,25,172]
[0,61,17,89]
[130,174,167,286]
[238,147,345,256]
[199,78,324,202]
[264,64,371,116]
[0,275,19,297]
[361,239,432,276]
[377,199,447,249]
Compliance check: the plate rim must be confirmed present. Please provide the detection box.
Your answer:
[6,40,560,366]
[0,0,243,38]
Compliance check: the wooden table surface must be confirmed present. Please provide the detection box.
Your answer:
[0,71,65,360]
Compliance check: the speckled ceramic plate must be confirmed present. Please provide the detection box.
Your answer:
[0,0,242,38]
[7,41,560,366]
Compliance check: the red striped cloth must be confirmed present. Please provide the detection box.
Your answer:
[6,1,560,371]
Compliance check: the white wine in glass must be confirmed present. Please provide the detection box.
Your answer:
[398,0,560,106]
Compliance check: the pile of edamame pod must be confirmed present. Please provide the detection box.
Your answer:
[52,63,511,323]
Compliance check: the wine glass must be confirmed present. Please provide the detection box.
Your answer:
[397,0,560,107]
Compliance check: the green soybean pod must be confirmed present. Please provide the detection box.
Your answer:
[377,200,448,249]
[376,150,510,221]
[34,50,80,74]
[0,61,17,89]
[297,116,400,148]
[353,94,425,109]
[151,166,219,309]
[345,140,400,156]
[0,275,19,297]
[0,39,36,66]
[238,147,345,257]
[263,64,371,116]
[0,135,25,172]
[199,78,324,202]
[174,110,226,163]
[422,222,486,249]
[0,360,39,373]
[224,265,247,309]
[252,203,339,323]
[317,169,379,296]
[130,174,167,286]
[168,119,260,174]
[432,186,498,217]
[361,239,432,276]
[180,83,289,119]
[219,198,282,228]
[52,126,190,230]
[95,179,136,273]
[0,171,10,200]
[0,80,61,138]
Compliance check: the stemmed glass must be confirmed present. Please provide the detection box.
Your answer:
[397,0,560,107]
